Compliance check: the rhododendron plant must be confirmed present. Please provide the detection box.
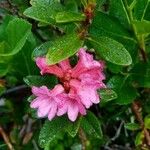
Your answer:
[1,0,150,149]
[31,48,105,121]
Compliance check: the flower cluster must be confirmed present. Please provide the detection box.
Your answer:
[31,48,105,121]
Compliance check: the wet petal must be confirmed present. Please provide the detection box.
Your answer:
[68,102,79,122]
[48,103,57,120]
[59,59,71,71]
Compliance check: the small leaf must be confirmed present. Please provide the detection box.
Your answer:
[81,111,102,139]
[46,33,83,65]
[124,123,141,131]
[99,88,117,104]
[135,131,144,146]
[0,18,31,56]
[32,41,51,59]
[130,62,150,88]
[39,117,68,148]
[133,20,150,35]
[107,76,138,105]
[0,63,10,77]
[66,117,82,137]
[133,0,149,20]
[89,36,132,65]
[109,0,130,29]
[23,0,64,24]
[24,75,57,88]
[144,115,150,129]
[56,11,85,23]
[0,86,6,96]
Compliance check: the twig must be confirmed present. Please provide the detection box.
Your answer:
[32,140,40,150]
[132,101,150,146]
[104,121,124,148]
[111,121,124,141]
[79,128,87,150]
[0,85,28,98]
[0,126,14,150]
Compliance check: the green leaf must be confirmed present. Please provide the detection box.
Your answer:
[24,75,57,88]
[130,62,150,88]
[124,123,141,131]
[32,41,51,59]
[56,11,85,23]
[107,75,137,105]
[89,36,132,65]
[39,117,68,148]
[135,131,144,146]
[0,86,6,96]
[89,11,137,59]
[0,63,10,77]
[109,0,130,29]
[46,33,83,65]
[133,20,150,35]
[66,117,82,137]
[134,0,149,20]
[144,115,150,129]
[89,11,133,40]
[99,88,118,104]
[23,0,64,24]
[0,18,31,56]
[12,34,37,76]
[81,111,102,139]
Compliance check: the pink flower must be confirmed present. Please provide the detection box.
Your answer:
[31,48,105,121]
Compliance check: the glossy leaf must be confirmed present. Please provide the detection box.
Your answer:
[124,123,141,131]
[89,11,137,59]
[23,0,64,24]
[107,76,137,105]
[130,62,150,88]
[56,11,85,23]
[24,75,57,88]
[135,131,144,146]
[0,18,31,56]
[133,20,150,35]
[46,33,83,65]
[144,115,150,129]
[134,0,149,20]
[109,0,130,29]
[39,117,68,148]
[99,88,117,104]
[66,117,82,137]
[89,36,132,65]
[81,111,102,139]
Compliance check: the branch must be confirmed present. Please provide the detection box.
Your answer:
[79,128,87,150]
[0,126,14,150]
[0,85,28,98]
[132,101,150,146]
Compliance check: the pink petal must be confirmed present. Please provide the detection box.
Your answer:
[50,84,64,96]
[72,48,101,77]
[57,104,68,116]
[37,104,51,117]
[67,102,79,122]
[36,57,63,77]
[48,103,57,120]
[32,86,50,97]
[77,102,86,115]
[30,97,44,108]
[70,79,99,108]
[59,59,71,71]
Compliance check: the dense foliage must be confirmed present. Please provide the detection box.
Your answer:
[0,0,150,150]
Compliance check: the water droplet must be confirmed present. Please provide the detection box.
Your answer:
[31,0,37,6]
[40,139,46,145]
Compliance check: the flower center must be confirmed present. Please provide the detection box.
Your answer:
[60,69,72,92]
